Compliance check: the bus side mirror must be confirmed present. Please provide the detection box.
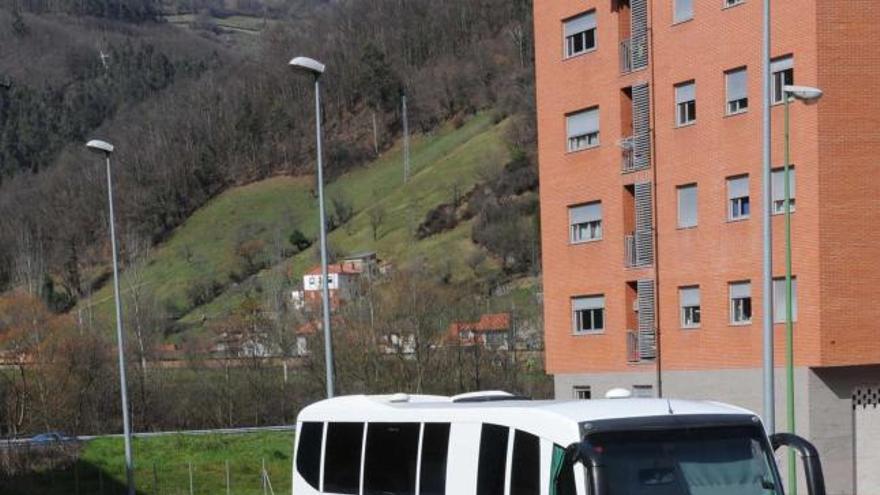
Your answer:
[565,441,607,495]
[770,433,826,495]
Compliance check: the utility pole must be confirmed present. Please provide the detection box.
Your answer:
[761,0,775,436]
[402,94,410,184]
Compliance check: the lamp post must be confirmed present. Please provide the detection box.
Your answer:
[289,56,335,398]
[781,84,822,495]
[85,139,135,495]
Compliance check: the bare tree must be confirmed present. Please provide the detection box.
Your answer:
[368,205,386,241]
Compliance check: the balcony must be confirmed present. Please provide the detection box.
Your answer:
[620,135,650,173]
[619,33,648,74]
[627,330,640,363]
[624,231,653,268]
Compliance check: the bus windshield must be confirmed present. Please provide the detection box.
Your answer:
[586,425,781,495]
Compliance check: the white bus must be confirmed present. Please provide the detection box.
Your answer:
[291,390,826,495]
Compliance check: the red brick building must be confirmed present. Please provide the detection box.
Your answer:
[534,1,880,492]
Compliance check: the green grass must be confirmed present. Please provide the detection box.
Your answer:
[1,431,294,495]
[85,432,294,494]
[79,113,511,336]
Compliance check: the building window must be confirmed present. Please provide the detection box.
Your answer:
[572,295,605,333]
[566,107,600,151]
[727,175,750,220]
[773,277,798,323]
[679,286,701,328]
[569,202,602,243]
[573,386,592,400]
[677,184,698,228]
[674,0,693,23]
[772,167,796,214]
[564,11,597,58]
[724,0,745,7]
[632,385,654,398]
[675,82,696,126]
[725,67,749,115]
[771,55,794,105]
[729,281,752,324]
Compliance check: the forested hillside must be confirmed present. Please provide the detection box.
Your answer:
[0,0,535,309]
[0,0,542,434]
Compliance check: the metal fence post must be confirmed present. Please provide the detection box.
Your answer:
[188,461,194,495]
[262,458,267,495]
[153,463,159,495]
[225,459,230,495]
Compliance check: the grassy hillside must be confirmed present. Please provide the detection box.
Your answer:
[79,113,511,336]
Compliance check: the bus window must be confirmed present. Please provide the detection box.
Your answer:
[364,423,420,495]
[296,422,323,490]
[550,444,576,495]
[324,422,364,494]
[511,430,540,495]
[477,424,509,495]
[419,423,451,495]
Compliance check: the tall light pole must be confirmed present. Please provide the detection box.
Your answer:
[85,139,135,495]
[760,0,775,437]
[782,84,822,495]
[289,56,335,398]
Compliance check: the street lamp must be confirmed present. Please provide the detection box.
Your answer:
[85,139,135,495]
[781,84,822,495]
[289,56,335,398]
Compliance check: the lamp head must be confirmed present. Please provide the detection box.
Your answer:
[289,56,326,77]
[783,85,823,103]
[86,139,114,155]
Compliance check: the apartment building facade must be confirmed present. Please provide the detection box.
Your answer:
[534,1,880,493]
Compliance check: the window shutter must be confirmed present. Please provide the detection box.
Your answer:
[771,56,794,73]
[637,279,656,360]
[677,185,698,227]
[569,202,602,225]
[631,83,652,169]
[728,176,749,199]
[772,168,796,203]
[630,0,649,69]
[730,282,751,299]
[675,82,695,104]
[572,296,604,311]
[634,182,654,265]
[567,108,599,138]
[680,287,700,307]
[564,12,596,37]
[727,69,748,102]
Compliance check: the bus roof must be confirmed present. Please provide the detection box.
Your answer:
[296,393,758,444]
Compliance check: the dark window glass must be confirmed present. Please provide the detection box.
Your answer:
[511,430,540,495]
[364,423,420,495]
[553,444,577,495]
[420,423,451,495]
[477,424,509,495]
[296,422,323,489]
[324,422,364,494]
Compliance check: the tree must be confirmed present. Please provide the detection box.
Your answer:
[368,205,386,241]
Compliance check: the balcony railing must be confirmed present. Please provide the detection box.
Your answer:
[619,38,633,74]
[627,330,640,363]
[619,33,649,74]
[625,231,653,268]
[620,136,635,172]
